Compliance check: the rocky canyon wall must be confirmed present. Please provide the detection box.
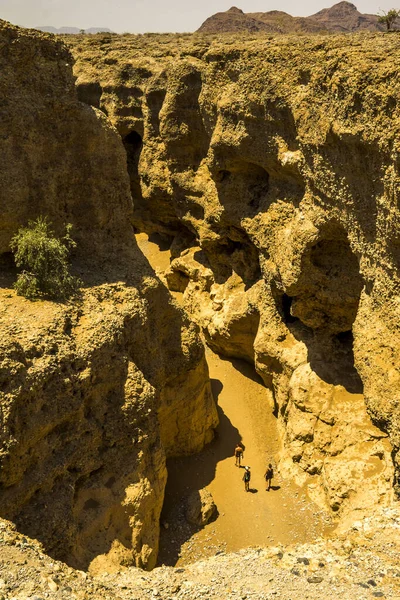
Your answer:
[0,21,218,572]
[69,31,400,518]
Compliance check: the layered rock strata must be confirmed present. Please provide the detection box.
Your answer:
[0,21,218,572]
[69,31,400,517]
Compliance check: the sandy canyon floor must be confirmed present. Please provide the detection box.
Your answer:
[136,233,332,567]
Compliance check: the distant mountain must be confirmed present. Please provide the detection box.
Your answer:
[34,26,59,33]
[246,10,323,34]
[197,2,385,34]
[34,26,112,34]
[307,2,381,31]
[197,7,277,34]
[85,27,113,34]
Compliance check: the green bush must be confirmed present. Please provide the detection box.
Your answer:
[10,217,81,300]
[378,9,400,31]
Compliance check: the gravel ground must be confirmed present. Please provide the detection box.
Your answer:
[1,507,399,600]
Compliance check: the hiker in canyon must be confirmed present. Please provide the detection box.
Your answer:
[243,466,251,492]
[264,463,274,491]
[234,443,244,467]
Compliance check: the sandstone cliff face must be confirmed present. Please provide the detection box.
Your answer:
[0,21,132,268]
[0,282,217,572]
[0,22,217,572]
[68,31,399,517]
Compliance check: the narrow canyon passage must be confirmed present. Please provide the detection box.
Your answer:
[157,349,331,566]
[135,233,331,567]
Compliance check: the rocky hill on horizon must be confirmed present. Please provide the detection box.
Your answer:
[33,25,112,34]
[197,1,386,34]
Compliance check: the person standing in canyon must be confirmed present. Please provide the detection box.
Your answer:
[234,443,243,467]
[264,463,274,491]
[243,466,251,492]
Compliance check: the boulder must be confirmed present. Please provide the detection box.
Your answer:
[185,489,217,527]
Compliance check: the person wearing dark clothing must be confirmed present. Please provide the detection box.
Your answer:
[264,463,274,491]
[243,466,251,491]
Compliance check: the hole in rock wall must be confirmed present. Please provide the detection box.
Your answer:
[76,82,102,109]
[148,232,174,252]
[277,228,364,393]
[290,230,364,335]
[281,294,299,324]
[318,329,363,394]
[123,130,144,206]
[0,252,17,288]
[124,130,143,159]
[201,228,261,287]
[335,329,353,344]
[214,161,270,215]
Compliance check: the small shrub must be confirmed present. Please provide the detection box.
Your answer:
[10,216,81,300]
[378,8,400,31]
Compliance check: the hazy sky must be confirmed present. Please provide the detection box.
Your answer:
[0,0,394,33]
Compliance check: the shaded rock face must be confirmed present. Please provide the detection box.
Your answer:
[0,21,218,572]
[69,32,400,517]
[0,283,217,572]
[185,488,217,526]
[0,21,132,269]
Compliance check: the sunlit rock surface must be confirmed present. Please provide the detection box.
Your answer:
[0,21,218,572]
[69,30,400,516]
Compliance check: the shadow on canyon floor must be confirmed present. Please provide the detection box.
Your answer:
[157,378,242,566]
[159,349,331,568]
[228,355,266,386]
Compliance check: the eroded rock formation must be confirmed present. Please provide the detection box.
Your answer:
[185,488,217,526]
[0,21,218,572]
[68,31,400,518]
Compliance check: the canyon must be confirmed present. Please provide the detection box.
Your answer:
[0,20,217,573]
[0,18,399,599]
[68,28,399,518]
